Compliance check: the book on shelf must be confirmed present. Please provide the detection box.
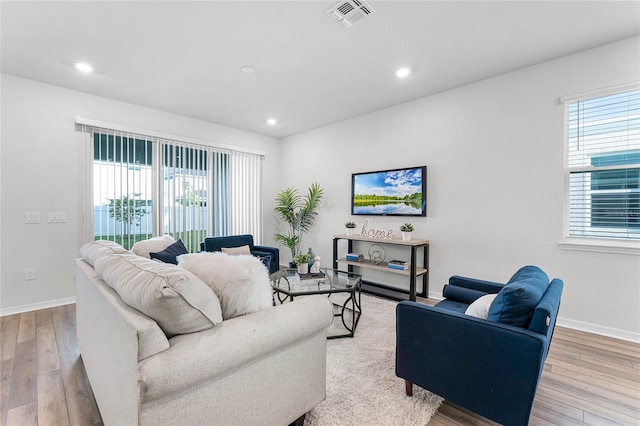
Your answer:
[388,263,409,270]
[388,259,408,266]
[345,253,364,262]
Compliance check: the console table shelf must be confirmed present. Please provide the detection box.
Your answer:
[332,234,429,301]
[336,258,427,277]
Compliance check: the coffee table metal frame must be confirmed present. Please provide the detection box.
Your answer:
[270,268,362,339]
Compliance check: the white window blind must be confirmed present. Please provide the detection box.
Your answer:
[81,120,264,250]
[89,128,155,249]
[228,151,263,243]
[162,142,211,252]
[564,86,640,241]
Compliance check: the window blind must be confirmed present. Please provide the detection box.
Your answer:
[565,86,640,240]
[162,142,211,253]
[81,121,264,249]
[89,128,155,249]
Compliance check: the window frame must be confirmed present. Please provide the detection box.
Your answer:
[560,83,640,255]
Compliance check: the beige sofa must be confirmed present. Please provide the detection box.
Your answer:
[75,241,333,426]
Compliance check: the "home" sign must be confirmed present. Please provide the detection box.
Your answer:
[360,219,396,239]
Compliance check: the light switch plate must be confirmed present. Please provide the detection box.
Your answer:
[25,212,40,224]
[48,212,66,223]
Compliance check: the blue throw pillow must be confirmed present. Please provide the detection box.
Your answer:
[487,266,549,327]
[258,254,272,271]
[149,239,188,265]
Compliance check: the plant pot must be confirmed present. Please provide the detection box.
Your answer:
[346,228,355,236]
[402,231,412,241]
[297,263,309,274]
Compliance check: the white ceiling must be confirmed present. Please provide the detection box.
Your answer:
[2,1,639,139]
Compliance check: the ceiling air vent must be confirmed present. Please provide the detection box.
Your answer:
[327,0,376,29]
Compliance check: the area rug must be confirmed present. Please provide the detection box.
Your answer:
[304,294,443,426]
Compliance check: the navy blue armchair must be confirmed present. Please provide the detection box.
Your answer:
[200,234,280,274]
[396,266,563,426]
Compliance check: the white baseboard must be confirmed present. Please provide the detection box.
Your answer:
[0,297,76,317]
[556,317,640,344]
[426,291,639,344]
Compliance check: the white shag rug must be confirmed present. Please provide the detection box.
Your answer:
[304,294,443,426]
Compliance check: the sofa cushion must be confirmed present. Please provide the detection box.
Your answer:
[150,239,189,265]
[95,253,223,337]
[131,235,176,259]
[178,252,273,320]
[79,240,128,267]
[487,265,549,327]
[221,244,251,256]
[465,293,498,319]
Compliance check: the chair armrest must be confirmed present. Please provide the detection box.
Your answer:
[396,301,546,424]
[449,275,505,293]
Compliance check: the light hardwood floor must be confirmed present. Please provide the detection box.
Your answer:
[1,302,639,426]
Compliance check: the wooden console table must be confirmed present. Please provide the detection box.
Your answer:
[332,234,429,301]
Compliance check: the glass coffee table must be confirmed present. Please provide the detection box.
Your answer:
[270,268,362,339]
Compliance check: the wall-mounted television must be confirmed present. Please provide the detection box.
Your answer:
[351,166,427,216]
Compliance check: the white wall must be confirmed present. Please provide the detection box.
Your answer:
[0,74,281,313]
[2,38,639,341]
[279,37,640,341]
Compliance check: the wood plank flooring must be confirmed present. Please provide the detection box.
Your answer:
[1,302,639,426]
[1,305,101,426]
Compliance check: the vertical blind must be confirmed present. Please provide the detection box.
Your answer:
[91,129,155,249]
[162,142,210,252]
[229,151,263,239]
[565,86,640,240]
[82,123,264,250]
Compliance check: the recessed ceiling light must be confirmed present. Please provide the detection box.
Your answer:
[267,118,277,126]
[396,67,411,78]
[74,62,93,72]
[74,62,94,73]
[240,66,255,74]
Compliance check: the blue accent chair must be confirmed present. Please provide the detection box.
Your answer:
[200,234,280,274]
[396,266,563,426]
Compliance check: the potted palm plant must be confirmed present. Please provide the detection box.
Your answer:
[400,223,414,241]
[274,182,324,266]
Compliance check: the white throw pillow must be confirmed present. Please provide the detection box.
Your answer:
[95,253,223,337]
[131,235,175,259]
[178,252,273,320]
[221,245,251,256]
[79,240,127,267]
[465,293,498,319]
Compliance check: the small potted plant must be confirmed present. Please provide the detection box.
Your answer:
[293,252,311,274]
[400,223,414,241]
[345,221,356,236]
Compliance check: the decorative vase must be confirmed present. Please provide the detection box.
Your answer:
[402,231,412,241]
[308,247,316,272]
[297,263,309,274]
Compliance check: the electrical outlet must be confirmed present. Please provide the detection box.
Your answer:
[48,212,66,223]
[25,269,36,281]
[25,212,40,224]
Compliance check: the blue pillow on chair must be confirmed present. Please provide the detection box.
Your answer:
[487,265,549,327]
[257,254,272,271]
[149,239,189,265]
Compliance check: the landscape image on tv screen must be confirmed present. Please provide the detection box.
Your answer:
[351,166,426,216]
